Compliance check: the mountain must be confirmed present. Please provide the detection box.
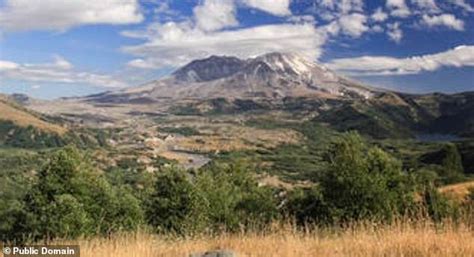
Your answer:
[87,52,375,103]
[25,52,474,140]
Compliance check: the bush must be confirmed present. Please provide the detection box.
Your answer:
[147,163,279,234]
[440,143,465,184]
[147,167,209,235]
[321,132,416,222]
[286,132,417,224]
[422,186,459,222]
[285,186,333,225]
[196,163,279,231]
[8,146,144,242]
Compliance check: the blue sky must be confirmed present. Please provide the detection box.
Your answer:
[0,0,473,99]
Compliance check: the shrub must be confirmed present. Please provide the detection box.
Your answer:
[321,132,417,222]
[286,132,417,224]
[196,163,279,231]
[422,186,459,222]
[440,143,465,184]
[147,167,209,235]
[285,186,333,225]
[10,146,144,242]
[147,163,279,234]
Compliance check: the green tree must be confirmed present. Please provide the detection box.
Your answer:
[319,132,416,222]
[15,146,144,242]
[285,186,333,225]
[441,143,464,183]
[147,163,278,234]
[196,163,278,231]
[147,167,209,234]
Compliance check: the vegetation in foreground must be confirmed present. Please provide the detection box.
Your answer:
[61,221,474,257]
[1,133,472,234]
[1,131,473,256]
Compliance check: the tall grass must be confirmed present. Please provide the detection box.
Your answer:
[58,219,474,257]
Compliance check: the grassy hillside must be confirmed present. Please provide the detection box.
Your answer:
[0,96,67,135]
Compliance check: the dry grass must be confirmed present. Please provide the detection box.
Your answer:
[440,181,474,201]
[0,100,67,135]
[60,221,474,257]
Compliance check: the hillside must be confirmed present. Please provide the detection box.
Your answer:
[0,94,67,135]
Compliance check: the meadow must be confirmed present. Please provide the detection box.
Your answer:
[66,220,474,257]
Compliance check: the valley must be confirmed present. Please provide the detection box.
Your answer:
[2,0,474,254]
[2,53,473,179]
[1,52,473,257]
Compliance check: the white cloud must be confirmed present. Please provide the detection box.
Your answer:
[449,0,474,12]
[0,60,19,70]
[386,0,411,18]
[411,0,439,12]
[387,22,403,43]
[194,0,238,32]
[319,13,369,39]
[123,23,324,69]
[371,8,388,22]
[421,14,464,30]
[0,56,127,88]
[310,0,364,21]
[151,0,183,21]
[192,0,292,31]
[318,0,364,15]
[0,0,143,32]
[327,45,474,75]
[336,13,369,37]
[371,25,384,33]
[241,0,292,16]
[287,15,316,24]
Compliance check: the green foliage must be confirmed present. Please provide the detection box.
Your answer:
[147,167,208,234]
[5,146,144,242]
[440,143,465,183]
[314,103,414,139]
[196,163,278,231]
[321,132,416,222]
[461,187,474,224]
[286,132,417,224]
[147,163,278,234]
[0,120,65,148]
[422,186,459,222]
[285,186,332,225]
[0,174,30,242]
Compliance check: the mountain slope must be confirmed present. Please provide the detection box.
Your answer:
[0,94,69,148]
[27,53,473,140]
[0,95,66,135]
[89,52,375,103]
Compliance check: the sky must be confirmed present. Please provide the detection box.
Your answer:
[0,0,473,99]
